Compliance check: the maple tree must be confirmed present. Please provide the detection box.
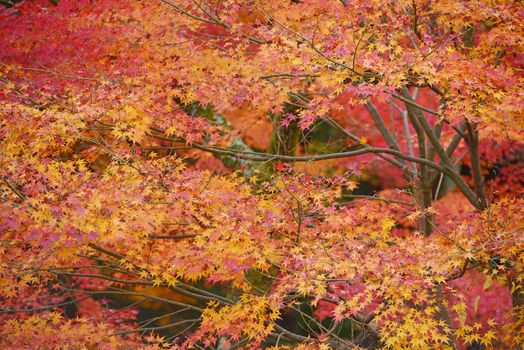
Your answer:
[1,0,523,349]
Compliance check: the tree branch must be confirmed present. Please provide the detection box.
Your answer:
[322,115,406,170]
[465,121,488,209]
[402,89,432,234]
[401,88,482,210]
[189,142,449,174]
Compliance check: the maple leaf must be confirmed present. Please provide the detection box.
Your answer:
[1,0,522,349]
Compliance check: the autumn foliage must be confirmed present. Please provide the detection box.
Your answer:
[0,0,523,349]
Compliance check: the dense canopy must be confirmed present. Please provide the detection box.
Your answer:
[1,0,523,349]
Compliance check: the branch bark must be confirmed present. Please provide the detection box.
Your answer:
[465,121,488,209]
[401,88,483,211]
[401,90,432,234]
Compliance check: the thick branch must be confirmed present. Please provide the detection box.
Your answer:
[427,122,442,163]
[322,115,406,170]
[465,122,488,209]
[402,90,432,234]
[445,121,467,158]
[401,88,483,211]
[428,121,467,185]
[189,142,449,174]
[365,101,404,155]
